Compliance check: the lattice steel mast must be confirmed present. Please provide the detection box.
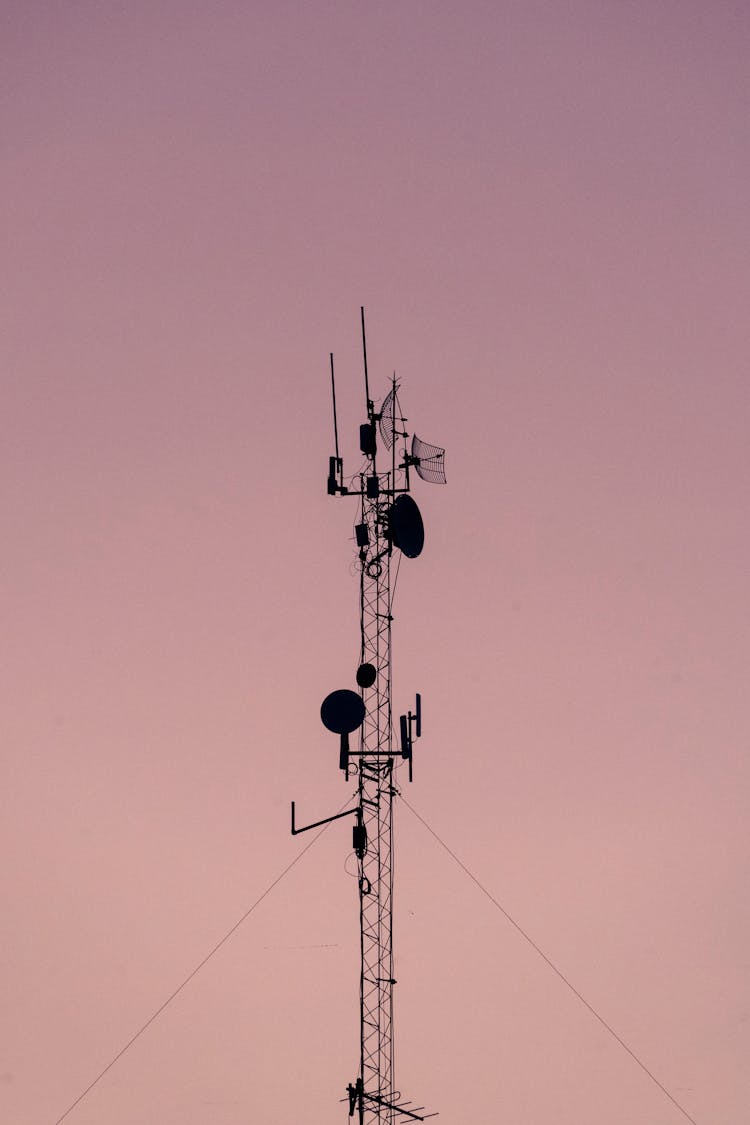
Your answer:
[291,309,446,1124]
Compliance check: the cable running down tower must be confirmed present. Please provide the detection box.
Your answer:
[291,309,446,1124]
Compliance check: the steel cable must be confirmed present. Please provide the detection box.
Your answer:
[52,800,354,1124]
[399,795,700,1125]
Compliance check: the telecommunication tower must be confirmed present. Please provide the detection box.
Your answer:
[291,309,446,1124]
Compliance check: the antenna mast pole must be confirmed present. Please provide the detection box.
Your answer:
[361,305,372,417]
[331,353,341,463]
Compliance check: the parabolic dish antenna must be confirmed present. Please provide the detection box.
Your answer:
[388,494,424,559]
[356,662,377,688]
[321,689,366,734]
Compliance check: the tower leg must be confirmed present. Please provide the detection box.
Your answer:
[357,481,395,1123]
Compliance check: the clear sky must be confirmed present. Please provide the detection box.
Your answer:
[2,3,748,1123]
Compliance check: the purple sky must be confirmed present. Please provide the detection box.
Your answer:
[3,3,748,1123]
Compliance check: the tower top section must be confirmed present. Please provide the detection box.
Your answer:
[326,307,446,505]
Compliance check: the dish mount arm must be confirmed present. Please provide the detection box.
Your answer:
[290,799,360,836]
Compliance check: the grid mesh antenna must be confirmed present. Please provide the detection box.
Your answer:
[379,383,400,449]
[412,434,447,484]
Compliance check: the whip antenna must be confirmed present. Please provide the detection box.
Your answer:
[331,353,341,463]
[361,305,372,418]
[327,352,345,495]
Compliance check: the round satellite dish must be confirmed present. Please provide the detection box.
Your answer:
[321,689,366,735]
[356,662,377,689]
[389,494,424,559]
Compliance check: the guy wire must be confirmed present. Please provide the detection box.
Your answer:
[52,798,355,1125]
[399,796,700,1125]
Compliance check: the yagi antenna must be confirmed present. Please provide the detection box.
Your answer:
[295,310,446,1124]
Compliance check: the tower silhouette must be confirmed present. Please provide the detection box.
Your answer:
[292,309,445,1123]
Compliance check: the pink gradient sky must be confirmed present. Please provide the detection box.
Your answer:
[2,3,748,1123]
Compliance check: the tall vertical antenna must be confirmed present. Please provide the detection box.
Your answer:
[292,310,446,1123]
[331,352,341,463]
[361,305,372,417]
[328,353,343,495]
